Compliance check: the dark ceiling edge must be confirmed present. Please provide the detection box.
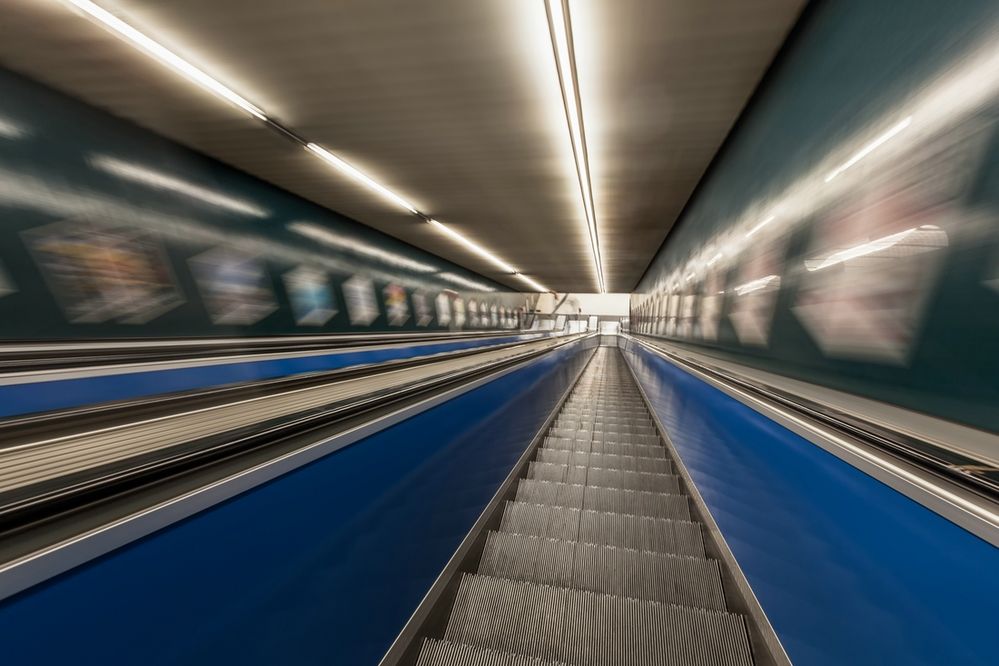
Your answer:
[627,0,819,295]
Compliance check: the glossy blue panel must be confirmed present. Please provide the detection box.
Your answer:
[0,333,543,418]
[620,338,999,666]
[0,337,595,665]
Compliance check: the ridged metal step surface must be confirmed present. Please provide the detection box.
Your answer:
[445,574,753,666]
[526,462,681,493]
[542,436,667,459]
[416,639,572,666]
[515,479,690,520]
[534,449,671,473]
[498,502,704,555]
[479,531,726,609]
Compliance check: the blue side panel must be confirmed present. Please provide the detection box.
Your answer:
[0,333,541,418]
[0,337,595,666]
[620,338,999,666]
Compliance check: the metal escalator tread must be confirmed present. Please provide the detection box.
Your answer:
[534,449,672,473]
[444,574,752,666]
[416,639,572,666]
[542,435,668,458]
[514,479,690,519]
[428,348,754,665]
[478,531,726,610]
[497,502,704,555]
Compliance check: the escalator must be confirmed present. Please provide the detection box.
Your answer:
[411,347,757,666]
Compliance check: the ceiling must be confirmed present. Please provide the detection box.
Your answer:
[0,0,802,292]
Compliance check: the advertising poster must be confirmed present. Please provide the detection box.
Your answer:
[411,291,433,327]
[284,266,337,326]
[25,219,183,324]
[343,275,379,326]
[189,247,276,325]
[435,292,452,326]
[383,283,410,326]
[453,298,466,328]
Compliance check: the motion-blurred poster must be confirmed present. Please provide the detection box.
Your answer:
[283,266,337,326]
[793,195,950,363]
[411,291,433,327]
[343,275,378,325]
[729,239,785,346]
[24,220,183,324]
[189,247,276,325]
[383,283,409,326]
[434,292,452,326]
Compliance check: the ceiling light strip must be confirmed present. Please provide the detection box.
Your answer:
[59,0,548,293]
[63,0,266,121]
[546,0,605,293]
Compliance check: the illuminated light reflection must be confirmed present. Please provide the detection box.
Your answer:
[0,116,28,139]
[804,225,945,272]
[91,155,269,217]
[745,215,776,238]
[825,116,912,182]
[546,0,605,293]
[287,222,437,273]
[706,253,723,267]
[60,0,267,120]
[734,275,781,296]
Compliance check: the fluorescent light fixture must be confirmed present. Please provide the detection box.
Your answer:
[746,215,776,238]
[706,253,723,267]
[427,220,550,292]
[513,272,549,293]
[437,272,496,292]
[546,0,605,293]
[427,219,516,274]
[305,143,419,214]
[60,0,267,121]
[825,116,912,182]
[288,221,437,273]
[685,273,696,282]
[90,155,269,217]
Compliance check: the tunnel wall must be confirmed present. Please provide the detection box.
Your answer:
[621,337,999,666]
[630,0,999,433]
[0,68,531,340]
[0,336,596,665]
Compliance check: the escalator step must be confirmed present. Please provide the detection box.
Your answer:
[515,479,690,520]
[498,502,703,555]
[534,449,671,473]
[445,574,753,666]
[542,436,667,459]
[416,638,572,665]
[479,531,725,610]
[547,428,660,446]
[527,462,681,493]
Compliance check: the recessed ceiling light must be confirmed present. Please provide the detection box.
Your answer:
[546,0,605,293]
